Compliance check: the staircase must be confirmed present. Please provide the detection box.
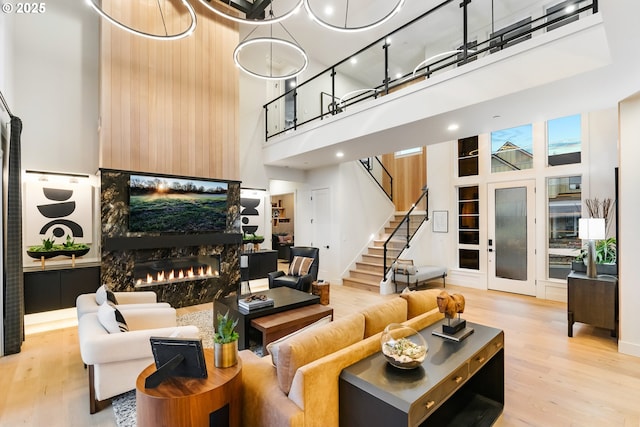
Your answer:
[342,213,424,293]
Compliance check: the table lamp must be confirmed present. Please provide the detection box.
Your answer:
[578,218,605,278]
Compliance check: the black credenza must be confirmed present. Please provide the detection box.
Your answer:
[24,265,100,314]
[243,250,278,280]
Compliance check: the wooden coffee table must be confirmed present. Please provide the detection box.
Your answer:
[136,348,241,427]
[214,287,320,350]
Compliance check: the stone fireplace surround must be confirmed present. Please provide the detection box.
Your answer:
[100,169,242,308]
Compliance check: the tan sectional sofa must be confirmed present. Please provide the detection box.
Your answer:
[239,288,445,427]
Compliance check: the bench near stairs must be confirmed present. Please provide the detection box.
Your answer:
[393,265,447,293]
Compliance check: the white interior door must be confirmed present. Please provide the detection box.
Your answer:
[488,180,536,295]
[311,188,330,281]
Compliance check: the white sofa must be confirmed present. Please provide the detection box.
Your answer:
[77,306,199,413]
[76,290,171,318]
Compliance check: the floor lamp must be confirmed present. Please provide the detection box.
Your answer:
[579,218,605,278]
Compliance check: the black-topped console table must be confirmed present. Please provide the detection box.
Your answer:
[339,320,504,427]
[567,271,618,337]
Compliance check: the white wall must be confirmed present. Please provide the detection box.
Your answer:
[11,0,99,175]
[618,92,640,357]
[302,162,395,284]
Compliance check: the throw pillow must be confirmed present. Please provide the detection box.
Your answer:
[266,314,332,366]
[95,285,118,305]
[289,256,314,276]
[393,259,416,275]
[97,302,129,333]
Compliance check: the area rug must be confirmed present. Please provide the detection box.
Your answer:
[112,309,262,427]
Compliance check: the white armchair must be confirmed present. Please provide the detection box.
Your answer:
[76,290,171,318]
[77,306,199,413]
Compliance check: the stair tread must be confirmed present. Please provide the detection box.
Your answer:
[343,277,381,286]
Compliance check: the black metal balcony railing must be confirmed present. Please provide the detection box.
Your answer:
[359,156,393,201]
[264,0,598,141]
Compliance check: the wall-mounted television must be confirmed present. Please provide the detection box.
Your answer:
[129,173,228,233]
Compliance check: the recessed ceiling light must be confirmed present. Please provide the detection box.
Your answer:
[350,57,358,65]
[324,5,333,15]
[447,123,459,131]
[336,151,344,158]
[395,72,403,79]
[385,37,392,45]
[565,4,576,13]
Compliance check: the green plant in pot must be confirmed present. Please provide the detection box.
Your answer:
[574,237,617,274]
[214,310,239,368]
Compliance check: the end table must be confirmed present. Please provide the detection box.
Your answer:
[136,348,242,427]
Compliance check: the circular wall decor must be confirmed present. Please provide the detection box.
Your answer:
[87,0,197,41]
[304,0,405,33]
[199,0,303,26]
[234,37,308,80]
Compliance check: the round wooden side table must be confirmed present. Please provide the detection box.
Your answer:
[136,348,242,427]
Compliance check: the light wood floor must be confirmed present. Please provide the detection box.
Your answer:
[2,283,640,426]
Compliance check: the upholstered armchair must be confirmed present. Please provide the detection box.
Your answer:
[77,306,199,413]
[268,246,319,292]
[76,288,171,318]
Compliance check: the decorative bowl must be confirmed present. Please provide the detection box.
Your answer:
[381,323,428,369]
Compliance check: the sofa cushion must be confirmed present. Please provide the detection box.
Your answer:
[97,302,129,333]
[266,314,333,366]
[276,312,364,394]
[359,297,408,338]
[95,285,118,305]
[400,289,440,320]
[288,256,313,276]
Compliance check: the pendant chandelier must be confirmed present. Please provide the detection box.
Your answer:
[86,0,197,41]
[304,0,405,33]
[198,0,303,26]
[234,21,308,80]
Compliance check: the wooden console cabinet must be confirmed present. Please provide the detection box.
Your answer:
[243,250,278,280]
[24,265,100,314]
[339,320,504,427]
[567,271,618,337]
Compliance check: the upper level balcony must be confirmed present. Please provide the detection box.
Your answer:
[258,0,629,170]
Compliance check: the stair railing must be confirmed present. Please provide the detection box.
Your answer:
[359,157,393,201]
[383,187,429,276]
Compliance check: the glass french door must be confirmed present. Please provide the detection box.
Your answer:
[488,180,536,295]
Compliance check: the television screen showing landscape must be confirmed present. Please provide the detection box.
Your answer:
[129,174,228,233]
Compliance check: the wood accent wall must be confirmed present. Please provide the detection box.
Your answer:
[99,0,239,180]
[382,148,427,211]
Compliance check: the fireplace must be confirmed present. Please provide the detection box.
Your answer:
[133,255,220,288]
[100,169,242,308]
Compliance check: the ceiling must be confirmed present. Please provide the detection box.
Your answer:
[231,0,640,169]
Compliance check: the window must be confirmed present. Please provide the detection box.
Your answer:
[458,136,478,177]
[458,186,479,270]
[548,176,582,279]
[491,124,533,173]
[395,147,422,158]
[547,114,581,166]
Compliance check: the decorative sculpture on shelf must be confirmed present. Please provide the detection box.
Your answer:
[436,291,469,336]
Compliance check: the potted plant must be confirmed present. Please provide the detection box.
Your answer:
[213,310,239,368]
[27,235,90,260]
[572,237,617,275]
[242,233,264,252]
[26,236,60,259]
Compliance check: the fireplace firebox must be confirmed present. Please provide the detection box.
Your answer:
[133,255,220,288]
